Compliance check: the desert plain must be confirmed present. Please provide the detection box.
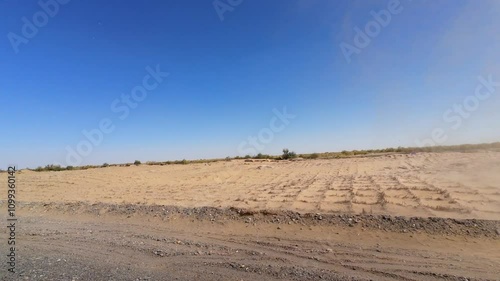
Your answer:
[18,151,500,219]
[1,151,500,280]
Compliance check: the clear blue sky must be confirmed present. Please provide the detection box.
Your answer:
[1,0,499,168]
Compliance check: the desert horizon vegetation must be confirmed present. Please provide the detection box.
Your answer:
[5,141,499,173]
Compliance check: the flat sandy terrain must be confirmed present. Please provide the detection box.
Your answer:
[18,151,500,220]
[2,151,500,280]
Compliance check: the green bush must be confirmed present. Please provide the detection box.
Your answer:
[255,153,270,159]
[134,160,141,166]
[44,164,63,171]
[282,148,297,160]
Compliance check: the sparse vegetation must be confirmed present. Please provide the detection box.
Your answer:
[377,192,387,207]
[298,142,500,160]
[282,149,297,160]
[27,142,500,172]
[254,153,271,159]
[35,164,64,172]
[31,164,100,172]
[300,153,319,159]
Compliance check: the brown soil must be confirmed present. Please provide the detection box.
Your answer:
[1,151,499,280]
[0,202,499,281]
[16,151,500,220]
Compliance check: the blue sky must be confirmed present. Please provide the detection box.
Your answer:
[1,0,499,168]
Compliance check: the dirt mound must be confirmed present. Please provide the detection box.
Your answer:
[14,201,500,238]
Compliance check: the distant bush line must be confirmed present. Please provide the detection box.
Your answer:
[25,142,500,172]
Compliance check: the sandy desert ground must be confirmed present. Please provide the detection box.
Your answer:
[17,151,500,220]
[1,151,500,280]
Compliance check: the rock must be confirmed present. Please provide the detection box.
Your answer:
[153,250,165,257]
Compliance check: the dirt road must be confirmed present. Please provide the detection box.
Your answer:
[1,203,499,281]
